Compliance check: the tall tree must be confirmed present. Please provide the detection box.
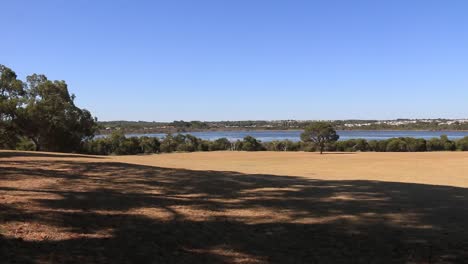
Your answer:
[17,74,97,152]
[0,65,25,148]
[301,122,339,154]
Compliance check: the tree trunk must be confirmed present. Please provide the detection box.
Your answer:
[30,137,40,151]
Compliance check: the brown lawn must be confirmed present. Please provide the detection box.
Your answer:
[1,150,468,263]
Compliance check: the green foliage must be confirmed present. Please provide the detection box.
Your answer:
[264,140,301,151]
[241,136,264,151]
[160,134,178,153]
[159,133,204,153]
[81,133,468,155]
[456,136,468,151]
[118,137,142,155]
[174,134,200,152]
[441,135,456,151]
[20,74,97,152]
[15,137,35,151]
[426,135,456,151]
[336,139,369,152]
[426,138,443,151]
[233,140,243,151]
[376,140,389,152]
[199,140,211,151]
[172,120,209,131]
[301,122,339,154]
[83,138,112,155]
[404,138,427,152]
[0,65,25,149]
[385,138,408,152]
[209,137,231,151]
[0,65,97,153]
[140,136,161,153]
[301,142,317,152]
[283,140,302,151]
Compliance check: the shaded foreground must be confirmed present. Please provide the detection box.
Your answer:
[1,151,468,263]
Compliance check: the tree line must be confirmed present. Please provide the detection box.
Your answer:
[80,132,468,156]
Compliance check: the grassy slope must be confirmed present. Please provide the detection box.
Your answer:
[1,150,468,263]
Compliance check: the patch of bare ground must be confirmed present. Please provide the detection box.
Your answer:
[1,150,468,263]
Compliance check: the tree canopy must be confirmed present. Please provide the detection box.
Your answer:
[0,65,25,148]
[301,122,339,154]
[0,65,97,152]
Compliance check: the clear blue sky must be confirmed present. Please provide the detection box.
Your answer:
[2,0,467,121]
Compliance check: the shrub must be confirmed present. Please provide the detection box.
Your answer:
[404,137,426,152]
[199,140,211,151]
[456,136,468,151]
[426,135,455,151]
[241,136,264,151]
[209,138,231,151]
[426,137,444,151]
[386,138,408,152]
[83,138,112,155]
[117,137,142,155]
[16,137,35,151]
[233,140,243,151]
[139,136,160,153]
[160,134,178,153]
[263,140,299,151]
[335,139,369,152]
[300,142,316,152]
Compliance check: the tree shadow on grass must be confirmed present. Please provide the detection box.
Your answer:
[1,153,468,263]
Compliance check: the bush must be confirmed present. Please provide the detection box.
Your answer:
[427,137,444,151]
[117,137,142,155]
[209,138,231,151]
[456,136,468,151]
[199,140,211,151]
[16,137,35,151]
[386,138,408,152]
[241,136,264,151]
[263,140,299,151]
[82,138,111,155]
[233,140,243,151]
[300,142,316,152]
[426,135,455,151]
[404,137,426,152]
[160,134,178,153]
[335,139,369,152]
[139,136,160,153]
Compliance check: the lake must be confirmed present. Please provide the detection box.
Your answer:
[118,130,468,142]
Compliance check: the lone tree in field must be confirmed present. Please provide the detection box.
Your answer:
[301,122,339,154]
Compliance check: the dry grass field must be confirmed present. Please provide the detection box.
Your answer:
[1,150,468,263]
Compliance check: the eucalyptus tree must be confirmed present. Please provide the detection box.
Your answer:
[19,74,97,152]
[0,65,25,148]
[301,122,339,154]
